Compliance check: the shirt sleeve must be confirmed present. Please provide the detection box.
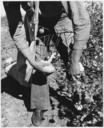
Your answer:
[69,1,91,49]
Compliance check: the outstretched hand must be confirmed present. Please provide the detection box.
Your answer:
[34,53,56,74]
[35,60,55,74]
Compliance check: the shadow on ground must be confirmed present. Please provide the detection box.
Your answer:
[1,76,31,111]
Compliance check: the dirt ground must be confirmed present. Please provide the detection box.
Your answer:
[1,16,103,127]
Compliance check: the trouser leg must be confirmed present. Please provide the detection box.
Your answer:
[31,71,51,110]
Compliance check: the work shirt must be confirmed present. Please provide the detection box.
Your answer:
[39,1,64,18]
[38,1,90,49]
[4,1,90,49]
[3,2,30,37]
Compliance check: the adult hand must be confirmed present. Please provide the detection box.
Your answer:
[35,60,55,74]
[70,62,80,75]
[70,49,83,75]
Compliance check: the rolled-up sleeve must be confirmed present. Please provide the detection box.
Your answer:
[69,1,90,49]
